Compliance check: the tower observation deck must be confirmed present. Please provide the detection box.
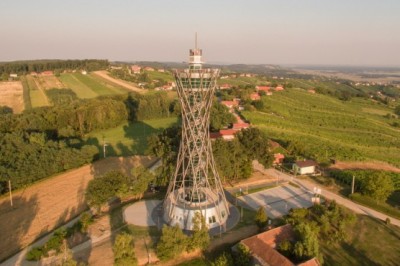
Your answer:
[163,39,229,230]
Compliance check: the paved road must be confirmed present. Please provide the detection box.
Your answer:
[265,168,400,227]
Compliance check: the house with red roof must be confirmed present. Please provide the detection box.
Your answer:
[275,86,284,91]
[144,67,154,71]
[250,93,261,101]
[239,224,320,266]
[221,100,239,109]
[219,129,237,140]
[130,65,141,74]
[219,83,231,90]
[256,86,271,92]
[273,153,285,165]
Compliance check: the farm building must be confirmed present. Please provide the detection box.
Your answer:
[293,160,318,175]
[238,224,320,266]
[232,122,250,130]
[144,67,155,71]
[221,100,239,109]
[275,86,284,91]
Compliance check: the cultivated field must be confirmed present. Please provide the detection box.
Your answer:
[37,75,64,89]
[93,71,146,94]
[243,89,400,167]
[24,75,49,107]
[0,156,158,262]
[0,81,24,113]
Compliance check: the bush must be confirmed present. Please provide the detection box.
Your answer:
[26,247,44,261]
[43,228,67,255]
[254,206,268,229]
[156,225,188,261]
[79,212,93,233]
[113,233,137,266]
[386,218,391,225]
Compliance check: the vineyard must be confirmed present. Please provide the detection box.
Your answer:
[242,88,400,166]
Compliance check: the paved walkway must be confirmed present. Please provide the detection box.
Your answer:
[265,168,400,227]
[124,200,161,226]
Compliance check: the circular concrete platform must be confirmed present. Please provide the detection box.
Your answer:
[123,200,161,226]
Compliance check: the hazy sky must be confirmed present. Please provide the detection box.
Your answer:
[1,0,399,66]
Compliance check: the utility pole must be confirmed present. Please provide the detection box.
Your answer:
[103,138,108,158]
[351,175,355,194]
[8,178,13,207]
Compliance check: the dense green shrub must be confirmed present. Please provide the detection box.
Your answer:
[26,247,44,261]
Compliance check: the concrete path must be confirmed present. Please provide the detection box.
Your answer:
[265,168,400,227]
[124,200,161,226]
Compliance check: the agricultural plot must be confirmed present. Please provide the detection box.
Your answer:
[243,89,400,166]
[59,73,98,98]
[25,75,49,107]
[86,117,178,156]
[37,75,64,89]
[0,81,24,113]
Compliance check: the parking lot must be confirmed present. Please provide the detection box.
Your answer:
[238,185,314,218]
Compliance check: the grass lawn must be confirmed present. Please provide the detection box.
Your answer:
[86,117,178,156]
[59,73,98,98]
[320,215,400,266]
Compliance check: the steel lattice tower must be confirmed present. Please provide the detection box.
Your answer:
[163,38,229,230]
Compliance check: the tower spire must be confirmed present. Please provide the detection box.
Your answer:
[195,32,198,49]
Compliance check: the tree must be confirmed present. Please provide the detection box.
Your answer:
[156,225,188,261]
[85,171,127,209]
[254,206,268,229]
[210,101,236,131]
[362,171,395,202]
[211,252,234,266]
[113,233,137,266]
[234,243,252,266]
[293,222,320,260]
[188,212,210,251]
[394,105,400,116]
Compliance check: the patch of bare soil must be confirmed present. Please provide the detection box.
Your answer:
[93,71,146,94]
[225,171,277,188]
[0,156,157,262]
[0,81,24,113]
[330,161,400,173]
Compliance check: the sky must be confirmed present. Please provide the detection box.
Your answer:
[0,0,399,66]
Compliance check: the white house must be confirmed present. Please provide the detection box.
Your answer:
[293,160,317,175]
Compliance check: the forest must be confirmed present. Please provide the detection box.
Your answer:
[0,59,109,78]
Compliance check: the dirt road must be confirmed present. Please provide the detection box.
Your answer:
[93,71,146,94]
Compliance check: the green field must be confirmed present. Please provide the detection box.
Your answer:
[242,89,400,166]
[24,75,49,108]
[321,215,400,265]
[59,73,127,98]
[86,117,178,156]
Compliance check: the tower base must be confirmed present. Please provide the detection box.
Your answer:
[163,187,229,230]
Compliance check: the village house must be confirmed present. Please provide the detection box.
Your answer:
[157,69,165,72]
[130,65,141,74]
[275,86,284,91]
[308,89,316,94]
[238,224,320,266]
[221,100,239,109]
[41,71,53,76]
[293,160,318,175]
[232,123,250,130]
[273,153,285,165]
[250,93,261,101]
[219,129,237,141]
[144,67,155,71]
[219,83,231,90]
[256,86,271,92]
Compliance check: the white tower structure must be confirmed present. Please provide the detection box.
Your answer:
[163,36,229,230]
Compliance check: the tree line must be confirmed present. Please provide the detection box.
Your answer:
[0,59,109,78]
[0,91,178,194]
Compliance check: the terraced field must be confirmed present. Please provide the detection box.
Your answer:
[24,75,49,107]
[243,88,400,166]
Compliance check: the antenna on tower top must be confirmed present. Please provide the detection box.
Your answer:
[195,32,198,49]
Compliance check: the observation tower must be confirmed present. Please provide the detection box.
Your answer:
[163,37,229,230]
